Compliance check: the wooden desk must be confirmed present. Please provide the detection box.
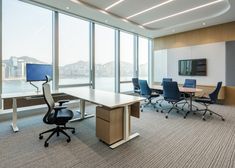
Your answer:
[64,88,145,149]
[1,91,62,132]
[150,85,203,114]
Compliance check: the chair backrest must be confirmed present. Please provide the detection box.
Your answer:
[161,78,173,85]
[139,80,151,96]
[132,78,140,91]
[209,82,222,103]
[42,83,55,124]
[163,81,181,100]
[183,79,197,88]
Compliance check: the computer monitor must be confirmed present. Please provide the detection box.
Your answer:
[26,63,53,82]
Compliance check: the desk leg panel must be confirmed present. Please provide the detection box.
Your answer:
[109,105,139,149]
[12,98,19,132]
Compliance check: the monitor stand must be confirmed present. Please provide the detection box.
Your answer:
[29,81,39,93]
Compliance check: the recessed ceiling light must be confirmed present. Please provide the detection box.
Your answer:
[99,10,108,15]
[122,19,129,23]
[143,0,224,26]
[105,0,125,11]
[127,0,174,19]
[66,6,70,10]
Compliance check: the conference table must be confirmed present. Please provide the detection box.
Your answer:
[150,85,203,115]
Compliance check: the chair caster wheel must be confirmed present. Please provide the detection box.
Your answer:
[202,117,206,121]
[222,118,225,121]
[156,109,158,112]
[177,110,179,113]
[39,135,43,140]
[72,130,75,134]
[67,138,71,143]
[141,109,143,112]
[183,116,186,119]
[175,105,178,107]
[161,110,163,113]
[44,142,49,147]
[159,104,162,107]
[210,113,212,115]
[165,116,168,119]
[193,113,196,115]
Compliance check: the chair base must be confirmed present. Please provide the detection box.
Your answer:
[39,125,75,147]
[161,101,187,119]
[197,108,225,121]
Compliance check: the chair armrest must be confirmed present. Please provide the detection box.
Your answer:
[57,100,70,106]
[53,106,67,111]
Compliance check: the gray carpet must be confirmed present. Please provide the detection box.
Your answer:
[0,103,235,168]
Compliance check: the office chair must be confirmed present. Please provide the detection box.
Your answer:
[39,77,75,147]
[139,80,159,112]
[132,78,140,94]
[195,81,225,121]
[179,79,199,110]
[162,81,185,119]
[155,78,173,107]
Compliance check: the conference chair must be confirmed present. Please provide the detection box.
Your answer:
[39,77,75,147]
[132,78,140,94]
[162,81,185,119]
[139,80,159,112]
[179,79,199,110]
[155,78,173,107]
[195,81,225,121]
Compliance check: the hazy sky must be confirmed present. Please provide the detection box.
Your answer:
[3,0,148,66]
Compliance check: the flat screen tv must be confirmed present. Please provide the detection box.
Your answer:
[178,59,207,76]
[26,63,53,82]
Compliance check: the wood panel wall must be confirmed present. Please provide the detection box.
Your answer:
[154,22,235,50]
[154,21,235,105]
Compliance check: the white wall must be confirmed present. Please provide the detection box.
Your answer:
[153,42,226,85]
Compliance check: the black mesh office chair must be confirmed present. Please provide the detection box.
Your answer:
[39,77,75,147]
[195,81,225,121]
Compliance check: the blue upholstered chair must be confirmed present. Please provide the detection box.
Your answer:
[162,81,185,119]
[195,82,225,121]
[139,80,160,112]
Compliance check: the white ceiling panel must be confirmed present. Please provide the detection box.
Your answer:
[20,0,235,38]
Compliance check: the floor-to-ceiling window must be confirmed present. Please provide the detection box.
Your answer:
[95,24,115,92]
[120,31,134,92]
[2,0,52,93]
[59,13,90,87]
[138,36,149,80]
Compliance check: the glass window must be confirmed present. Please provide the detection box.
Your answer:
[59,14,90,86]
[95,24,115,92]
[2,0,52,93]
[120,31,134,92]
[138,37,149,80]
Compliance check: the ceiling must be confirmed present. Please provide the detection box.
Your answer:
[21,0,235,38]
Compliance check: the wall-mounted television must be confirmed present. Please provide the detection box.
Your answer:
[26,63,53,82]
[178,59,207,76]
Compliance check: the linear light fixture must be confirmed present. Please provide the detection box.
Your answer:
[143,0,224,26]
[127,0,174,19]
[105,0,125,11]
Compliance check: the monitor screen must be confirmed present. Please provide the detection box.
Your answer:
[178,59,207,76]
[26,63,53,82]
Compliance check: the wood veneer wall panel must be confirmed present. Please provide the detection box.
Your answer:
[224,87,235,105]
[154,22,235,50]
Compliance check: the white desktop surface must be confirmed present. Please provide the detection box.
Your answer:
[64,87,145,108]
